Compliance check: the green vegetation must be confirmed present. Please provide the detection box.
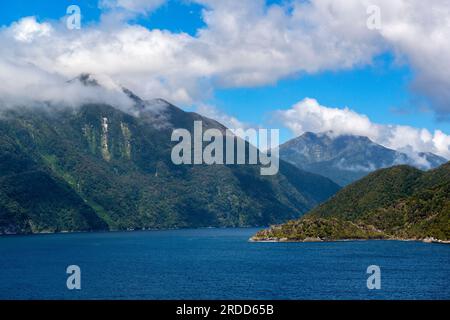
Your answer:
[252,163,450,242]
[0,102,340,234]
[251,217,385,241]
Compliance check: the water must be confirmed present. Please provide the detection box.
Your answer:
[0,228,449,300]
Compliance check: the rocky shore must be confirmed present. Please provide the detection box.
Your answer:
[250,233,450,244]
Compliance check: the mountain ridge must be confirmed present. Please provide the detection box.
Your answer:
[0,87,340,234]
[279,131,447,186]
[251,162,450,242]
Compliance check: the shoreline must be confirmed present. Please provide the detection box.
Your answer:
[249,236,450,244]
[2,228,449,245]
[0,226,265,237]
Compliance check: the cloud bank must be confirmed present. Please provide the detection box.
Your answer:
[0,0,449,117]
[276,98,450,159]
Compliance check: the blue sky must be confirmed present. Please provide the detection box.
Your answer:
[213,54,426,142]
[0,0,204,33]
[0,0,449,154]
[0,0,102,26]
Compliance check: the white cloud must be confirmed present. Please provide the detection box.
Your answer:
[0,0,450,119]
[195,104,249,131]
[9,16,52,42]
[373,0,450,118]
[194,0,380,87]
[0,1,386,107]
[0,16,209,107]
[0,59,134,111]
[276,98,450,159]
[0,1,379,107]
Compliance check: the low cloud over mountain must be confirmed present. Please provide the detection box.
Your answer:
[279,131,447,185]
[1,0,450,118]
[276,98,450,160]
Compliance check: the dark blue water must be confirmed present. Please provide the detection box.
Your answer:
[0,228,449,300]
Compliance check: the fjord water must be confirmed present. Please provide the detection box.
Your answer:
[0,228,449,300]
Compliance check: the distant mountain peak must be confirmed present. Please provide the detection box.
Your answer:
[280,131,447,186]
[67,74,174,116]
[68,73,100,87]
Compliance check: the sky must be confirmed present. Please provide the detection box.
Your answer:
[0,0,450,159]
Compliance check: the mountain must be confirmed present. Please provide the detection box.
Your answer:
[0,86,340,234]
[251,162,450,242]
[279,131,448,186]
